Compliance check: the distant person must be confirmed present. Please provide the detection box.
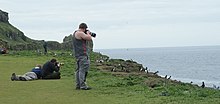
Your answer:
[41,59,61,79]
[72,23,95,90]
[43,40,48,55]
[201,82,205,88]
[11,64,42,81]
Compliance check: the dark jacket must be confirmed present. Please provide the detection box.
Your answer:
[31,67,42,79]
[41,61,59,77]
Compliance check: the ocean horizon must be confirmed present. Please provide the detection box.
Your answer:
[95,45,220,88]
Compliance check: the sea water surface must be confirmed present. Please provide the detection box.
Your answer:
[95,46,220,87]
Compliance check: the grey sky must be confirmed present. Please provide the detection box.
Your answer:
[1,0,220,49]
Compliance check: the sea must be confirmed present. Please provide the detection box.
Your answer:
[95,46,220,88]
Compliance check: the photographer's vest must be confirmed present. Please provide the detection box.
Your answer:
[73,31,89,58]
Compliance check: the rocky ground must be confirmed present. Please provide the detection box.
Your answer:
[94,54,190,89]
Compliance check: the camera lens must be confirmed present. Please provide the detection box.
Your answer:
[91,32,96,37]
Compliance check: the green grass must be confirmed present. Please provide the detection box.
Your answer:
[0,22,32,46]
[0,51,220,104]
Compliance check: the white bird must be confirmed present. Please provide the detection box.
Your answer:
[165,75,167,79]
[140,68,143,71]
[153,71,159,74]
[167,76,171,79]
[213,84,217,89]
[145,69,148,73]
[111,68,116,72]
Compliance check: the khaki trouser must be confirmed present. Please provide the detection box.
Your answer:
[16,72,38,81]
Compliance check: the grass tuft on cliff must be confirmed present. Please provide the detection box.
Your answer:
[0,22,32,44]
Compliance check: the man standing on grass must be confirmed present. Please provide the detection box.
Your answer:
[43,40,48,55]
[72,23,93,90]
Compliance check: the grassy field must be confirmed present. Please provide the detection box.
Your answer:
[0,51,220,104]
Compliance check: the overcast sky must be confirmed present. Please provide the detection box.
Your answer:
[1,0,220,49]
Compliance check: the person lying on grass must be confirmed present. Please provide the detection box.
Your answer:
[41,59,61,79]
[11,64,42,81]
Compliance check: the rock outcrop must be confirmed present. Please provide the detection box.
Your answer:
[0,9,94,51]
[0,9,37,50]
[61,34,94,51]
[0,10,9,23]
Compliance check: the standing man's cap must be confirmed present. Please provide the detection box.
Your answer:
[79,23,88,29]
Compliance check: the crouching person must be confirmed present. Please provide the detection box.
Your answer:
[41,59,61,79]
[11,64,42,81]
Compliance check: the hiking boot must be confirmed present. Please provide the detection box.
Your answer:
[11,73,16,81]
[80,87,92,90]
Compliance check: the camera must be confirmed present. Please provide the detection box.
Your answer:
[55,62,64,68]
[85,30,96,37]
[60,63,64,66]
